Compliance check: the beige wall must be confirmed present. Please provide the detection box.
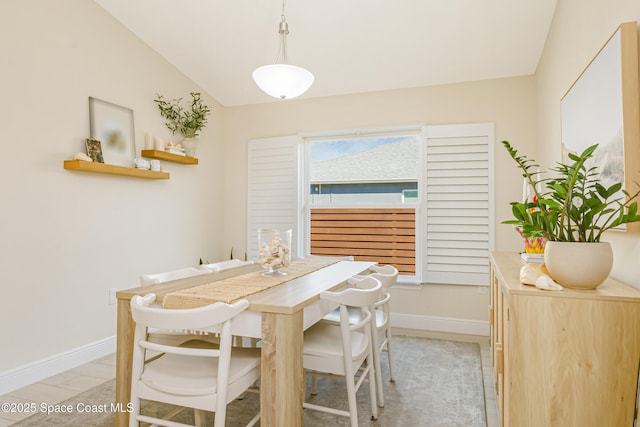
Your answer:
[221,77,538,320]
[5,0,639,380]
[0,1,225,371]
[536,0,640,287]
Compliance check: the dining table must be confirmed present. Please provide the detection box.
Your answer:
[114,259,376,427]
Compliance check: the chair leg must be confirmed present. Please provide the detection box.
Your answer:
[345,371,359,427]
[371,330,385,407]
[246,412,261,427]
[194,409,205,426]
[310,371,318,395]
[367,353,379,421]
[385,329,396,382]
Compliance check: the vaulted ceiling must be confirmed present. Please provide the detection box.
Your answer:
[95,0,557,107]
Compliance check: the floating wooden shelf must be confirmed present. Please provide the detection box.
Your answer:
[63,160,170,180]
[141,150,198,165]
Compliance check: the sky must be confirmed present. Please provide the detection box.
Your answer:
[310,136,409,162]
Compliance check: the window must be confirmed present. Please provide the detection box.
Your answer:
[307,135,420,206]
[247,123,494,286]
[305,133,420,276]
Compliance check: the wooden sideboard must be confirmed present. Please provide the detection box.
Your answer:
[489,251,640,427]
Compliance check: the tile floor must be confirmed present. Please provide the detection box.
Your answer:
[0,332,499,427]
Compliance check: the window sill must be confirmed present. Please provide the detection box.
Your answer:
[393,277,423,290]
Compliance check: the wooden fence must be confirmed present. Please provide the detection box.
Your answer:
[310,208,416,275]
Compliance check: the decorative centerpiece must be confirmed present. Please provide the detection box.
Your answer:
[258,229,292,276]
[154,92,211,157]
[502,140,640,289]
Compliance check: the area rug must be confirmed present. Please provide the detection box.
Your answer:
[12,336,486,426]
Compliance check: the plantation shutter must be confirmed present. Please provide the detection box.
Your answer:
[423,123,494,285]
[247,136,301,261]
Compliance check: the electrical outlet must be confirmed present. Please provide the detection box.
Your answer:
[109,288,117,305]
[477,286,488,295]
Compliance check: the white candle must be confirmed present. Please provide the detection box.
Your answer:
[144,132,154,150]
[154,136,165,151]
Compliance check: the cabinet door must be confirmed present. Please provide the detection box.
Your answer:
[493,277,507,425]
[501,293,509,427]
[489,264,499,383]
[508,295,640,426]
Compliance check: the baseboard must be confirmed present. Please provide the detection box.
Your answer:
[0,315,486,395]
[0,336,116,395]
[391,313,489,337]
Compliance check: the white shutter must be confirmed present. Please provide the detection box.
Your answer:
[422,123,494,285]
[247,136,301,261]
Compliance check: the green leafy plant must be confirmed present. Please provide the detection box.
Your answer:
[502,140,640,242]
[154,92,211,138]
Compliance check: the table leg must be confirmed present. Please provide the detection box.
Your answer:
[260,311,305,426]
[114,298,134,427]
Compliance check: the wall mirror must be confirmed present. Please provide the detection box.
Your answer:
[561,21,640,232]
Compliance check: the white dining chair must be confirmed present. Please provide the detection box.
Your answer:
[198,259,255,272]
[303,254,355,261]
[302,276,381,427]
[139,266,212,286]
[129,293,261,427]
[321,264,399,407]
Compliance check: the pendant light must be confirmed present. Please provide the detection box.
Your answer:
[252,0,314,100]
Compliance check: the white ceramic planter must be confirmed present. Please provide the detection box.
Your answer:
[543,241,613,290]
[182,137,198,157]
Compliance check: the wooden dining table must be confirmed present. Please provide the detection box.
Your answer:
[114,259,376,427]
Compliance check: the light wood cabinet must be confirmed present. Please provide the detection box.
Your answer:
[489,252,640,427]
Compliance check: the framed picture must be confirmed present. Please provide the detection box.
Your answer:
[89,97,136,167]
[85,137,104,163]
[560,22,640,232]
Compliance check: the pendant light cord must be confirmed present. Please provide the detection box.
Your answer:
[274,0,289,64]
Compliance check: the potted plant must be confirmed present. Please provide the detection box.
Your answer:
[502,140,640,289]
[154,92,211,156]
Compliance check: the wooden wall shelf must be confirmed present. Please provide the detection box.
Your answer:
[141,150,198,165]
[63,160,170,179]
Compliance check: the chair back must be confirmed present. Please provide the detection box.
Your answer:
[130,293,249,334]
[368,264,399,290]
[347,273,392,319]
[322,276,381,308]
[139,267,211,286]
[321,276,382,337]
[198,259,255,272]
[302,254,354,261]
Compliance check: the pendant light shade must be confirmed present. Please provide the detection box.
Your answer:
[252,64,314,100]
[253,0,314,100]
